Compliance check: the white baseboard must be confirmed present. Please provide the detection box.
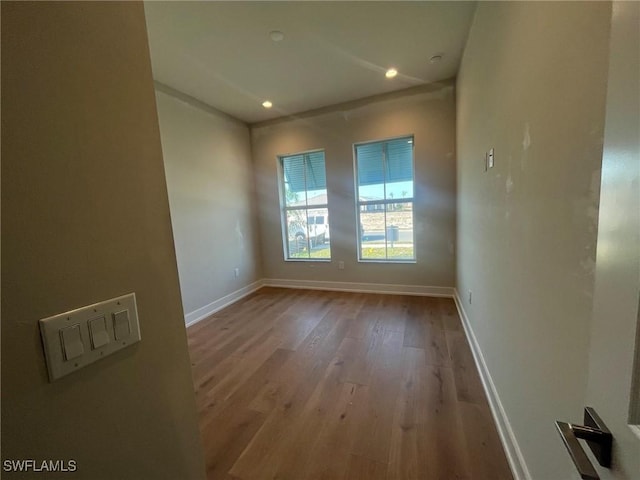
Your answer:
[184,279,451,328]
[263,278,454,297]
[453,290,531,480]
[184,280,264,327]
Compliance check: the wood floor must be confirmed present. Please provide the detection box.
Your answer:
[187,287,513,480]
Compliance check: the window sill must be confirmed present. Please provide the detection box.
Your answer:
[357,259,416,264]
[284,258,332,263]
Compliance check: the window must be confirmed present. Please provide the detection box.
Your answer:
[355,136,415,262]
[278,150,330,260]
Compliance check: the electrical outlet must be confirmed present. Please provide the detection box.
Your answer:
[234,268,239,278]
[468,290,472,304]
[338,261,345,270]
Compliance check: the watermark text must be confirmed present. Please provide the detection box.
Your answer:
[3,459,77,473]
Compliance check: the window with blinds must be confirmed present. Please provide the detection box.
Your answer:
[355,136,415,261]
[278,150,331,260]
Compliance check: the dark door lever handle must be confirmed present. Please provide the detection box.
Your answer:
[555,407,612,480]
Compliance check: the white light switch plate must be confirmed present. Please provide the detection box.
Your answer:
[39,293,141,382]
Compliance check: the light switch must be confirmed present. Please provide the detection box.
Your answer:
[88,316,110,349]
[112,310,131,340]
[60,325,84,361]
[39,293,141,381]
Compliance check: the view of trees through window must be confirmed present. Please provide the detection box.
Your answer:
[279,151,331,260]
[355,137,415,261]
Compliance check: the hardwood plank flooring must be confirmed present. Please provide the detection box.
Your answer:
[188,288,512,480]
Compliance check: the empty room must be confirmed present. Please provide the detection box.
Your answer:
[2,1,638,480]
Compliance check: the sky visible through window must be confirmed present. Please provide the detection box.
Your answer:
[358,181,413,201]
[302,181,413,204]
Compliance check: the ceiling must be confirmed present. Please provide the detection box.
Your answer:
[144,2,476,124]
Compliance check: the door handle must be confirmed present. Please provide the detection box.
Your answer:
[555,407,612,480]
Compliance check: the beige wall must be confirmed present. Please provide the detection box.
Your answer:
[456,2,611,478]
[1,3,205,479]
[252,83,456,288]
[155,87,262,320]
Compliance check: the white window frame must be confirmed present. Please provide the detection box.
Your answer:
[354,135,416,263]
[277,149,331,262]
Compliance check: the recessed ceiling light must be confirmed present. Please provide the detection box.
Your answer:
[385,68,398,79]
[262,100,273,109]
[429,54,443,64]
[269,30,285,42]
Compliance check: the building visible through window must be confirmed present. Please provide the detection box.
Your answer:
[355,136,415,261]
[278,150,330,260]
